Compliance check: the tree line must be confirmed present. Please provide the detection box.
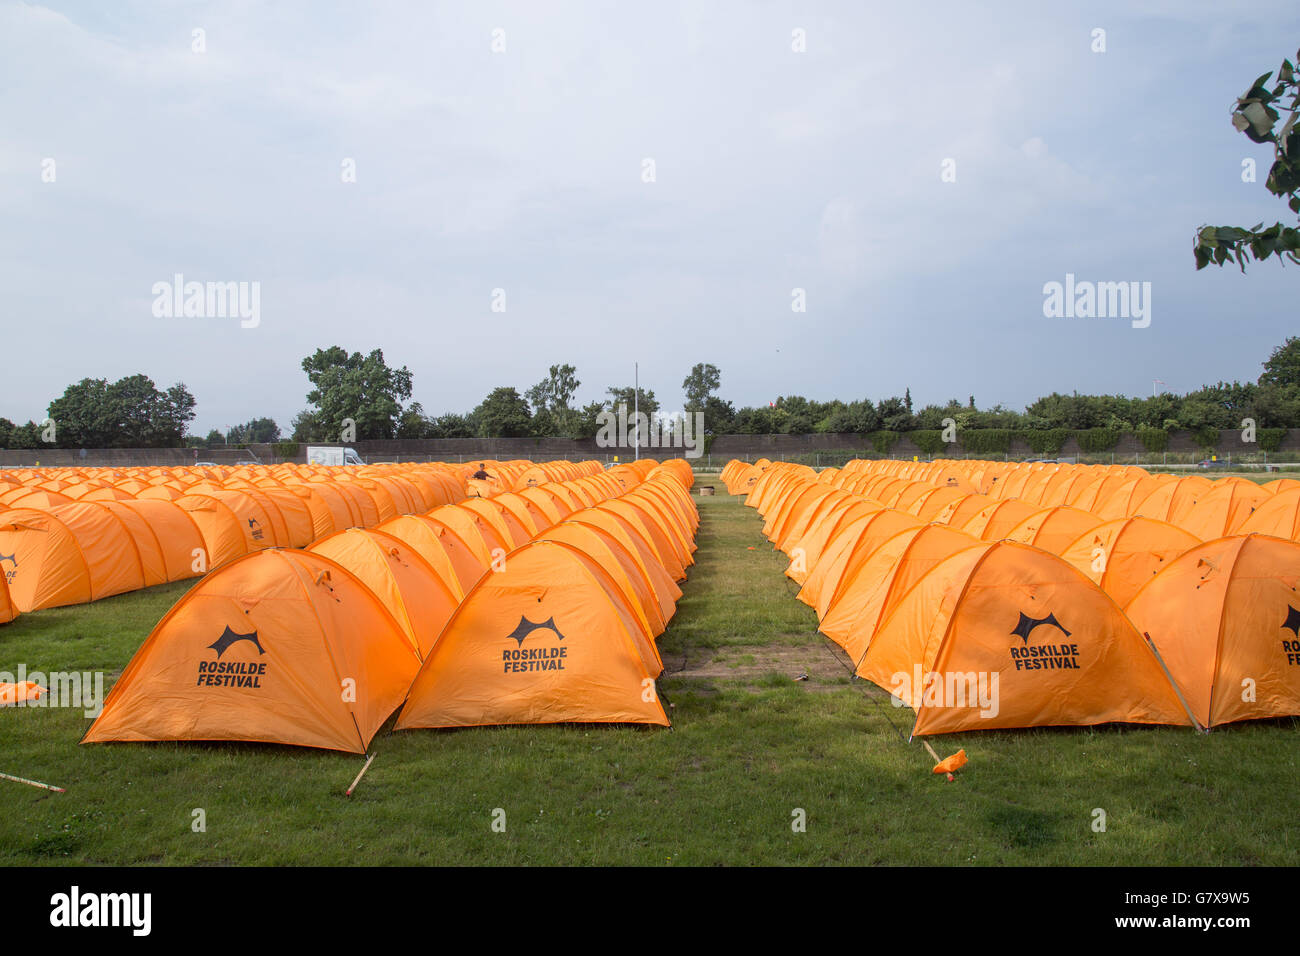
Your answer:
[3,338,1298,451]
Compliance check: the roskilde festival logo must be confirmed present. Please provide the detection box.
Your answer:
[1009,611,1081,670]
[0,551,16,584]
[1281,604,1300,666]
[196,625,268,688]
[502,615,569,674]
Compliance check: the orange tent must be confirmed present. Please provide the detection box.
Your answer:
[396,540,669,730]
[783,498,882,573]
[429,503,513,566]
[308,528,459,658]
[798,509,924,617]
[175,491,269,568]
[819,524,981,659]
[517,486,573,525]
[0,569,17,625]
[774,490,854,554]
[596,500,688,581]
[459,497,532,548]
[1059,516,1201,608]
[0,504,146,612]
[1177,479,1269,539]
[1125,533,1300,727]
[1235,487,1300,540]
[83,549,420,753]
[959,499,1045,541]
[1262,478,1300,496]
[1133,476,1212,526]
[857,541,1192,735]
[543,520,676,643]
[493,492,553,537]
[568,509,686,601]
[1092,475,1169,520]
[930,493,996,529]
[1004,506,1103,556]
[626,492,695,564]
[374,514,489,600]
[97,499,206,587]
[907,486,969,522]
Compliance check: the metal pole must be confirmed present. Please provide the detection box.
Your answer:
[634,362,639,462]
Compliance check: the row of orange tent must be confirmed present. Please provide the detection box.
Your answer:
[81,459,699,752]
[0,460,621,619]
[729,458,1300,733]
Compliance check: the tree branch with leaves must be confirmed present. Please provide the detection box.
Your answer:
[1195,47,1300,271]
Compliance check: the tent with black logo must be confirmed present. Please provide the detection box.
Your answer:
[83,549,420,753]
[856,540,1193,735]
[396,540,669,731]
[1125,533,1300,727]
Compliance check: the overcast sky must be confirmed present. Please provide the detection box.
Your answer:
[3,1,1297,434]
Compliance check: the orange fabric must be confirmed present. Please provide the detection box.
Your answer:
[1125,534,1300,727]
[857,541,1190,735]
[1059,517,1201,608]
[959,499,1045,541]
[800,510,925,617]
[784,499,884,583]
[396,541,669,729]
[0,504,145,611]
[1004,506,1103,556]
[543,521,669,643]
[819,524,981,660]
[83,549,420,753]
[932,749,967,774]
[1177,480,1270,539]
[308,529,459,658]
[374,514,489,600]
[1237,487,1300,540]
[0,681,42,704]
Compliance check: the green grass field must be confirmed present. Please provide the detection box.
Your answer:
[2,477,1297,865]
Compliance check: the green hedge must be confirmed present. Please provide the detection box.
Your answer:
[960,429,1013,454]
[868,431,900,455]
[274,441,300,459]
[1136,427,1169,453]
[1258,428,1287,453]
[1192,426,1221,450]
[1021,428,1070,456]
[1074,428,1121,454]
[911,430,946,455]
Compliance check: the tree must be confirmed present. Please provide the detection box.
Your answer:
[428,413,476,439]
[290,409,324,442]
[156,383,198,444]
[570,401,610,440]
[770,395,816,433]
[1260,336,1300,387]
[606,385,659,419]
[877,396,914,431]
[1195,47,1300,270]
[46,378,112,446]
[395,403,430,439]
[525,364,581,436]
[47,375,195,447]
[5,421,40,449]
[733,405,775,434]
[204,428,225,445]
[473,387,532,437]
[300,347,413,440]
[682,363,721,412]
[228,417,281,444]
[702,395,736,434]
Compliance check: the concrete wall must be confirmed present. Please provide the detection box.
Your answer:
[1,428,1294,469]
